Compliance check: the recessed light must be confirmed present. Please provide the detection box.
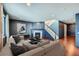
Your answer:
[27,3,31,6]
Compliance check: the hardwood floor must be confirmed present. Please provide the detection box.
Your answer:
[59,36,79,56]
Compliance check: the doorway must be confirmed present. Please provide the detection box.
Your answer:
[59,22,67,45]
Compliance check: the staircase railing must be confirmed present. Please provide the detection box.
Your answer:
[45,24,58,40]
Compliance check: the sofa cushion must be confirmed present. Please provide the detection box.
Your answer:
[19,47,45,56]
[37,40,50,47]
[23,44,37,50]
[10,43,29,56]
[8,36,16,45]
[20,40,38,50]
[13,36,21,44]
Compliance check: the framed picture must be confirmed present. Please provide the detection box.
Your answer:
[17,23,26,34]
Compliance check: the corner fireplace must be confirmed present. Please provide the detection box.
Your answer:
[32,30,42,39]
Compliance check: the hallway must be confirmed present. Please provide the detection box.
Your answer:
[60,36,79,56]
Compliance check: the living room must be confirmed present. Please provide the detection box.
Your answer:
[0,3,79,56]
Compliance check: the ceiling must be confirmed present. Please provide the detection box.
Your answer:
[3,3,79,23]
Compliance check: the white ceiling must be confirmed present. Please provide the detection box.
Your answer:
[3,3,79,23]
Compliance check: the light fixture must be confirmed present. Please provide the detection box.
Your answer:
[27,3,31,6]
[25,0,31,6]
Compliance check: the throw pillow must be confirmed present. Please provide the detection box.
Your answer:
[10,43,29,56]
[13,36,21,44]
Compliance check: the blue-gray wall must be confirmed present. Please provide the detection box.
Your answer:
[43,29,53,40]
[9,20,54,40]
[76,13,79,47]
[9,20,44,36]
[9,20,27,35]
[67,24,75,36]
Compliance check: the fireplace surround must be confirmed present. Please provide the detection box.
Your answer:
[32,30,42,39]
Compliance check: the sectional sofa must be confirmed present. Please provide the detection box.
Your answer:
[0,36,65,56]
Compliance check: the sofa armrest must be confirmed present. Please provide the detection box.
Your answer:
[19,47,44,56]
[0,44,12,56]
